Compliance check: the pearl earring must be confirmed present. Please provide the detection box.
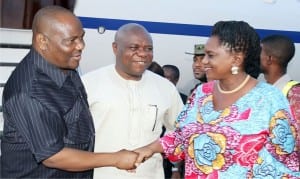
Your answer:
[231,66,239,75]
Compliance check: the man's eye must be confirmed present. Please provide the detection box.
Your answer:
[145,47,153,52]
[129,46,138,51]
[69,38,76,43]
[65,38,79,43]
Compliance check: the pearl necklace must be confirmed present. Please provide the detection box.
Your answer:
[217,75,250,94]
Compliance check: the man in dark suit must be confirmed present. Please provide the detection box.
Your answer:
[1,6,138,178]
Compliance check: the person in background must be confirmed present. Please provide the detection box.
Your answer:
[186,44,208,94]
[81,23,183,179]
[163,64,187,104]
[260,34,300,168]
[134,20,300,178]
[148,61,177,179]
[1,6,138,178]
[160,64,187,179]
[148,61,165,77]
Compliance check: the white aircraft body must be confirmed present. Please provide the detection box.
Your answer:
[74,0,300,95]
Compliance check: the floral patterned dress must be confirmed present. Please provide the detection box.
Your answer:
[160,81,300,179]
[287,84,300,157]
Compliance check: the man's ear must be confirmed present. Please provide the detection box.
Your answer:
[267,55,273,65]
[112,42,118,55]
[36,33,48,51]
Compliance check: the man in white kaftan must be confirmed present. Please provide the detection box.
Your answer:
[81,23,183,179]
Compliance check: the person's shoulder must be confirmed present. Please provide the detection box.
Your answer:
[291,81,300,89]
[286,80,300,96]
[81,65,113,80]
[255,81,281,94]
[255,81,290,105]
[4,56,34,90]
[145,70,178,89]
[285,80,300,90]
[145,70,170,83]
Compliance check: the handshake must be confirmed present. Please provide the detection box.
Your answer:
[112,145,157,170]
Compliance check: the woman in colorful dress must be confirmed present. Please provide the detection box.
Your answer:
[134,20,300,179]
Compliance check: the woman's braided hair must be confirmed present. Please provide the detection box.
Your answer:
[211,21,261,78]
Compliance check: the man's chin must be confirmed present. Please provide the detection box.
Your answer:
[69,61,80,70]
[197,75,207,82]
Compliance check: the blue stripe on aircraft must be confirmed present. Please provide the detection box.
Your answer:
[79,16,300,43]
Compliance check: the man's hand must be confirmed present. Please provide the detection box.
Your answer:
[134,146,154,166]
[133,139,163,166]
[114,149,139,170]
